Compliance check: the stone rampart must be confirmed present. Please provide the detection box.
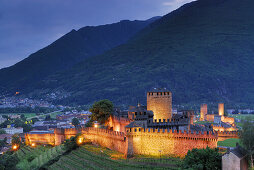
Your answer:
[25,127,220,158]
[126,128,218,157]
[25,133,55,146]
[82,127,127,154]
[216,131,239,141]
[105,115,131,132]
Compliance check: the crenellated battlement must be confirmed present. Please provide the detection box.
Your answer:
[126,127,218,141]
[147,91,172,97]
[152,118,189,124]
[216,130,239,135]
[82,127,125,137]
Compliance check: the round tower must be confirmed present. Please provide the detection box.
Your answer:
[147,88,172,121]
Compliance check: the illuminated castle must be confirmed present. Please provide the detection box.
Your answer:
[200,103,238,135]
[26,88,230,157]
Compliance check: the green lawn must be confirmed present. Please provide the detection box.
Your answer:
[229,114,254,121]
[48,144,182,170]
[217,138,241,148]
[37,111,62,119]
[194,121,213,125]
[0,113,37,118]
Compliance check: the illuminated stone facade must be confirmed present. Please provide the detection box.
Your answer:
[147,89,172,121]
[200,104,207,121]
[218,103,224,116]
[126,127,217,157]
[25,127,218,157]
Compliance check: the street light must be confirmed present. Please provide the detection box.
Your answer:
[12,145,18,151]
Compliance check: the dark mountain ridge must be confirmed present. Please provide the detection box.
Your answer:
[36,0,254,106]
[2,0,254,107]
[0,17,159,95]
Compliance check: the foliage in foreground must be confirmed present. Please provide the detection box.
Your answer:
[183,147,221,170]
[64,134,83,152]
[240,117,254,168]
[0,151,19,170]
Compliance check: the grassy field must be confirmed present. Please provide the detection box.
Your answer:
[217,138,241,148]
[0,113,37,118]
[15,145,65,170]
[48,144,182,170]
[194,121,213,125]
[229,114,254,121]
[37,111,62,119]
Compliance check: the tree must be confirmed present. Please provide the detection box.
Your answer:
[31,117,39,124]
[89,99,113,124]
[20,114,26,121]
[0,151,18,170]
[240,117,254,168]
[11,134,21,146]
[22,124,32,132]
[183,147,221,170]
[72,118,80,127]
[64,134,82,152]
[0,138,7,148]
[0,129,6,134]
[44,115,51,121]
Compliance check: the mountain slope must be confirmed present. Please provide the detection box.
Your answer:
[0,17,159,94]
[38,0,254,106]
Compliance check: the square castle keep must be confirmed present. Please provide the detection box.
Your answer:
[26,88,220,157]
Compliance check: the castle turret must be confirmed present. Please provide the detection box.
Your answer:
[200,104,207,121]
[147,88,172,121]
[218,103,224,116]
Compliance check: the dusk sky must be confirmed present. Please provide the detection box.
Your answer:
[0,0,194,69]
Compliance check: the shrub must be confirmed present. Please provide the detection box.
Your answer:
[183,147,221,170]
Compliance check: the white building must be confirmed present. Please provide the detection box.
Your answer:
[3,127,23,134]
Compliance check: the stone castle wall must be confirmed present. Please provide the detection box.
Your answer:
[105,115,131,133]
[126,128,218,157]
[221,116,235,125]
[82,127,127,154]
[26,127,218,157]
[25,133,55,146]
[216,131,239,141]
[147,92,172,121]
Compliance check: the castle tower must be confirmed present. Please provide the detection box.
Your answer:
[147,88,172,121]
[218,103,224,116]
[200,104,207,121]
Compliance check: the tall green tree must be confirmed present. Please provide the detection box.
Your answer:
[11,134,21,146]
[0,129,6,134]
[89,99,113,124]
[72,118,80,127]
[240,117,254,168]
[183,147,221,170]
